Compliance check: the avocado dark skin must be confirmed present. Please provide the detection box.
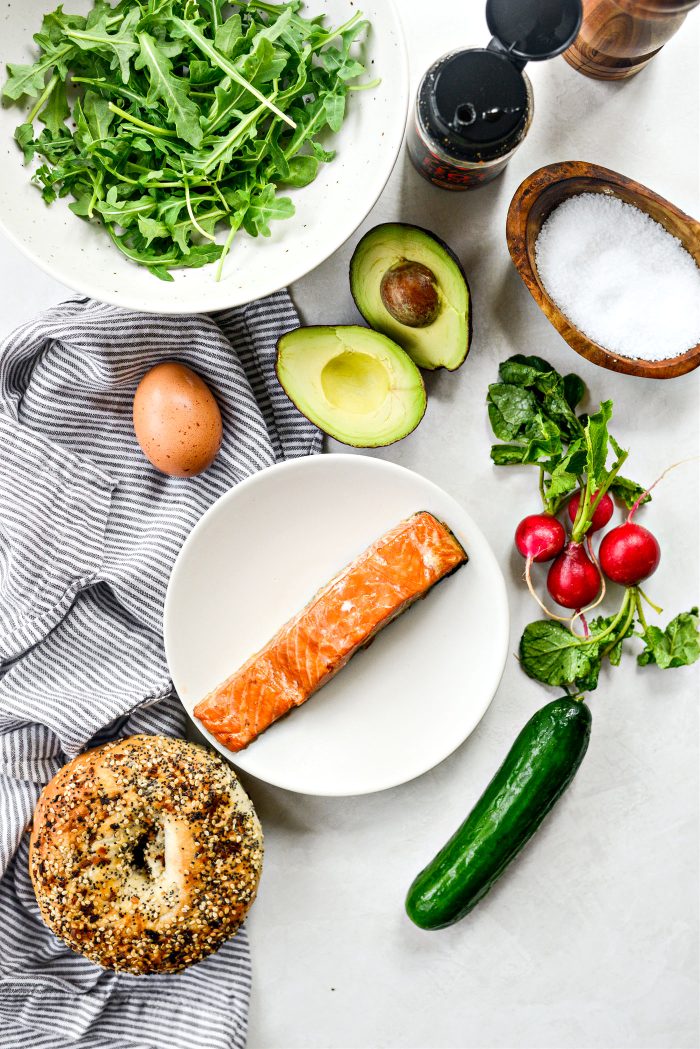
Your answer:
[380,262,440,328]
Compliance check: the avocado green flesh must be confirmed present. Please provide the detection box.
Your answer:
[276,325,427,448]
[405,698,592,929]
[350,224,470,371]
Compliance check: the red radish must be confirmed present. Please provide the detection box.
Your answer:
[599,522,660,586]
[515,514,566,563]
[547,542,601,609]
[568,489,614,533]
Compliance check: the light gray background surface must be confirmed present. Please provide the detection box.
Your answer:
[1,3,698,1048]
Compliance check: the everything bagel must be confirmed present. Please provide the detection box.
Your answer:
[29,734,263,974]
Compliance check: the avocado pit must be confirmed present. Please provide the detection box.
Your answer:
[380,261,440,328]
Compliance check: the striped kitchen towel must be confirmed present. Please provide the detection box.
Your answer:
[0,292,321,1049]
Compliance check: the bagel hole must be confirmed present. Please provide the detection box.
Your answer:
[131,823,165,879]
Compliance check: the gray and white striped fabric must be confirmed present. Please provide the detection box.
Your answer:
[0,292,321,1049]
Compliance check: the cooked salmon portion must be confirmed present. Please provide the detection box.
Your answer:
[194,512,468,752]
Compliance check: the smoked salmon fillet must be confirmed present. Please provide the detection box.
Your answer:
[194,512,468,752]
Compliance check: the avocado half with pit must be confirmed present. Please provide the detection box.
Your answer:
[350,223,472,371]
[276,325,426,447]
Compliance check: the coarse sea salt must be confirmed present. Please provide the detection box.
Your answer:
[535,192,700,361]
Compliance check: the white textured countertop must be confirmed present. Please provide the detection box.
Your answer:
[1,3,698,1047]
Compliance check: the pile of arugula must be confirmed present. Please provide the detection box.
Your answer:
[3,0,375,280]
[487,355,699,694]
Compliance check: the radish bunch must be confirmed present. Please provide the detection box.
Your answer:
[514,468,698,692]
[515,487,660,614]
[487,354,698,694]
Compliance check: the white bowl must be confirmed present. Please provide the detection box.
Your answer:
[0,0,408,312]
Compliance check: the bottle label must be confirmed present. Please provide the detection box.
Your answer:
[406,120,508,191]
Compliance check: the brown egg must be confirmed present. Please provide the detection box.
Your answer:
[133,362,223,478]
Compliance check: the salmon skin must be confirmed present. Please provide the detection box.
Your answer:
[194,512,468,752]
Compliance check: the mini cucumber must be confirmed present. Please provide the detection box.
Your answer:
[406,697,591,929]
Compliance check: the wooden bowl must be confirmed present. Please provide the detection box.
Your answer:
[506,160,700,379]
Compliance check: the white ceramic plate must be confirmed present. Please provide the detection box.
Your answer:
[0,1,408,312]
[164,454,509,796]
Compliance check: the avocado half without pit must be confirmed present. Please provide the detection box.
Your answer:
[350,223,472,371]
[276,325,426,447]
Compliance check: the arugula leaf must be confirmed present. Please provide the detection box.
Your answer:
[309,139,334,162]
[189,59,222,87]
[323,90,346,131]
[242,183,294,237]
[15,123,37,163]
[282,153,318,187]
[519,621,602,692]
[96,191,156,226]
[137,214,170,244]
[37,8,87,46]
[194,97,268,172]
[135,32,203,147]
[82,89,113,141]
[39,78,70,133]
[339,17,370,52]
[4,49,71,101]
[199,0,225,33]
[214,15,243,56]
[65,9,140,85]
[68,192,94,217]
[322,46,364,81]
[638,608,700,669]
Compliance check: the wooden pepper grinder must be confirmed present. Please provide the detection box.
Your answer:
[564,0,699,79]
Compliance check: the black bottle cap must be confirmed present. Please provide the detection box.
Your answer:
[418,0,582,165]
[486,0,582,63]
[429,49,528,158]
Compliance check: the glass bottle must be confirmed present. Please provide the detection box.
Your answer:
[407,0,583,191]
